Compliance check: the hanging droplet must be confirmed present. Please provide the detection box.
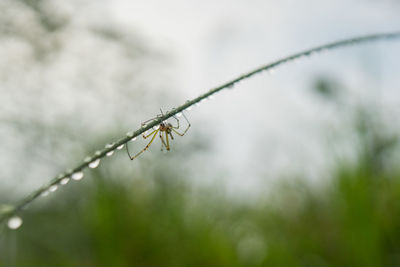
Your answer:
[72,171,84,181]
[94,151,101,156]
[176,112,182,117]
[84,156,92,163]
[60,177,70,185]
[207,95,214,100]
[127,132,134,138]
[89,159,100,169]
[117,144,124,150]
[105,143,114,149]
[7,216,23,230]
[106,150,114,156]
[41,190,49,197]
[186,106,192,111]
[49,185,58,192]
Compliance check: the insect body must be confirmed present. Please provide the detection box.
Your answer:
[126,110,190,160]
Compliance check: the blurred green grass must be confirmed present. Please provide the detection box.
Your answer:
[2,143,400,266]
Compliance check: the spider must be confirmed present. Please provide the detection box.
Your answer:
[126,109,191,160]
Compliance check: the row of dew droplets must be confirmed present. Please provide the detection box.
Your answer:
[6,97,218,231]
[39,143,114,204]
[6,110,180,230]
[6,84,228,231]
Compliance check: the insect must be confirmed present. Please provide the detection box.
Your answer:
[126,110,191,160]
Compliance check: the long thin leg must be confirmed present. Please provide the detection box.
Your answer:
[141,117,158,127]
[160,131,168,150]
[126,130,159,160]
[171,116,180,129]
[172,112,190,135]
[141,112,163,129]
[160,131,165,151]
[165,131,170,151]
[143,129,157,139]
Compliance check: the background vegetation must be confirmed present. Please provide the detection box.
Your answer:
[1,116,400,266]
[1,0,400,266]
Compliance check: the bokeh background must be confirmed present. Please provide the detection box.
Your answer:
[1,0,400,266]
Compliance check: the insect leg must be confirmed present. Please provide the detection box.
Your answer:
[143,129,157,139]
[172,112,190,135]
[165,131,170,151]
[126,130,159,160]
[160,131,168,150]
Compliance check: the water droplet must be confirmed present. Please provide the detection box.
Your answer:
[207,95,214,100]
[127,132,134,138]
[106,150,114,156]
[131,137,137,141]
[7,216,23,230]
[176,112,182,117]
[84,156,92,163]
[41,190,49,197]
[72,171,84,180]
[117,144,124,150]
[94,151,101,156]
[195,102,201,107]
[186,107,192,111]
[60,177,70,185]
[105,143,114,149]
[89,159,100,168]
[49,185,58,192]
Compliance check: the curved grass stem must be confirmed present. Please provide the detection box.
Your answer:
[1,31,399,225]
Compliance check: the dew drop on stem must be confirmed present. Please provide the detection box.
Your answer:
[7,216,23,230]
[60,177,70,185]
[89,159,100,169]
[49,185,58,192]
[72,171,84,181]
[105,143,114,149]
